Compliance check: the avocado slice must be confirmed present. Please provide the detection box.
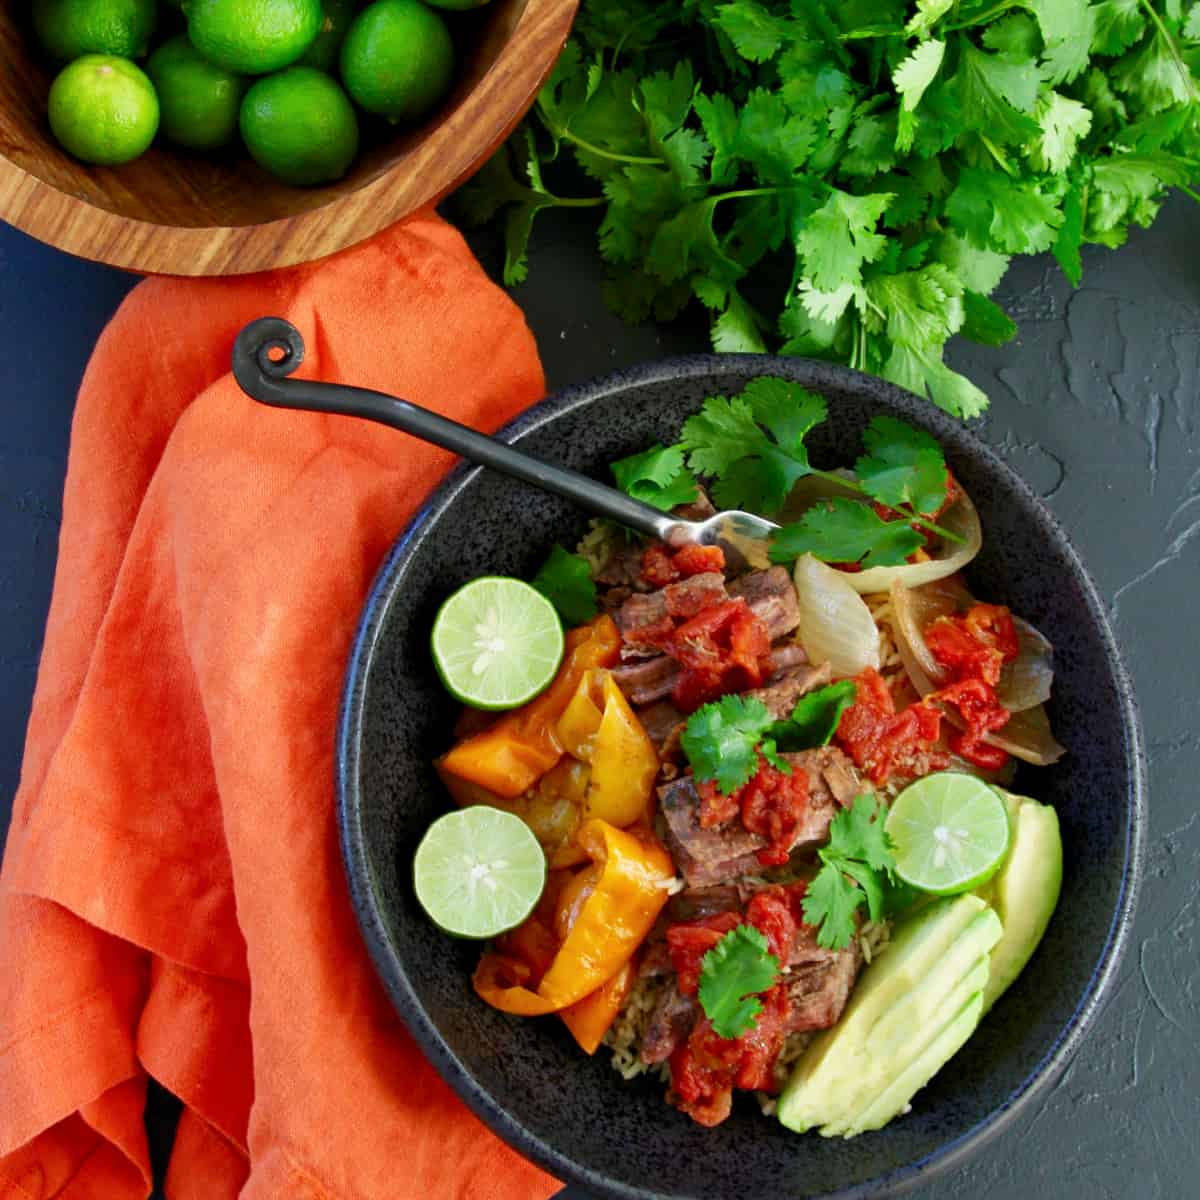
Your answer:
[777,895,1002,1136]
[845,991,985,1134]
[977,791,1062,1013]
[823,951,992,1138]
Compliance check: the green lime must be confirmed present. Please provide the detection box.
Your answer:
[239,67,359,185]
[414,807,547,938]
[185,0,322,74]
[431,577,564,710]
[32,0,158,63]
[340,0,456,124]
[146,35,244,150]
[885,774,1011,896]
[48,54,159,166]
[298,0,357,71]
[423,0,493,7]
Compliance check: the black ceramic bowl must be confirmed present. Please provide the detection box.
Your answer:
[337,358,1145,1199]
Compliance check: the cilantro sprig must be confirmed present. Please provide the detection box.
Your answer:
[530,545,598,625]
[680,681,859,796]
[610,444,699,511]
[698,924,781,1039]
[635,377,961,565]
[459,1,1200,421]
[802,795,902,951]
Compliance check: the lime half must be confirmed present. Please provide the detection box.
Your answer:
[885,774,1011,896]
[431,576,564,710]
[414,807,546,938]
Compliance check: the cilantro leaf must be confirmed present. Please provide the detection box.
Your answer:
[681,694,776,794]
[946,167,1064,254]
[828,793,896,875]
[1029,92,1093,174]
[795,189,893,292]
[893,38,946,112]
[802,861,865,950]
[681,379,828,513]
[610,443,699,511]
[803,794,897,948]
[698,925,781,1039]
[770,679,858,750]
[770,498,925,567]
[961,289,1020,346]
[952,41,1042,144]
[530,545,598,626]
[1053,179,1085,287]
[716,0,794,63]
[855,415,949,515]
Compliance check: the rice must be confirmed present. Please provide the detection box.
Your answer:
[865,594,904,675]
[576,519,626,577]
[859,918,892,965]
[602,970,672,1083]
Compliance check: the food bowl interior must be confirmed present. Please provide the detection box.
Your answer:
[340,360,1141,1199]
[0,3,527,228]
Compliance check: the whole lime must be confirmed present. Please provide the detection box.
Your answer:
[423,0,492,7]
[340,0,455,124]
[239,66,359,185]
[146,34,244,151]
[48,54,159,166]
[32,0,158,63]
[298,0,357,71]
[185,0,322,75]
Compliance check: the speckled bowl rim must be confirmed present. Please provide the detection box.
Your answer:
[336,355,1147,1200]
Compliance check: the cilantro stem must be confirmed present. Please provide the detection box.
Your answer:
[1136,0,1200,109]
[1180,184,1200,206]
[710,186,791,206]
[979,134,1016,177]
[944,1,1019,31]
[806,468,967,544]
[551,128,665,166]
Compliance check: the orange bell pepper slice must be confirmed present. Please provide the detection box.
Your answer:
[559,959,638,1055]
[585,672,659,828]
[439,616,620,797]
[473,819,674,1015]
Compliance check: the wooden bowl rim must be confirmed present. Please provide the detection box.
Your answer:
[0,0,578,277]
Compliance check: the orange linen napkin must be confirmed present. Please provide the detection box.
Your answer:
[0,212,561,1200]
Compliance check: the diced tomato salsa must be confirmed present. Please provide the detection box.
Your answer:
[665,884,808,1125]
[697,756,811,867]
[836,602,1020,783]
[640,542,727,588]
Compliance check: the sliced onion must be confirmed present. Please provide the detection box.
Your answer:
[996,617,1055,712]
[984,704,1066,766]
[792,554,880,676]
[844,486,983,595]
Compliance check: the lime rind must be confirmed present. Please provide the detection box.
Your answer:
[885,773,1011,896]
[414,807,546,939]
[431,576,564,711]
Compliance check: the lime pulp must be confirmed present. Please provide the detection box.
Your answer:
[885,773,1011,896]
[414,807,546,938]
[431,576,564,711]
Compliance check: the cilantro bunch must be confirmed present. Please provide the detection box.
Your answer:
[458,0,1200,419]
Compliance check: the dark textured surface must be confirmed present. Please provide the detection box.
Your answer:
[0,191,1197,1198]
[339,354,1143,1198]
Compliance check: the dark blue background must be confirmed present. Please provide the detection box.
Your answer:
[2,195,1198,1197]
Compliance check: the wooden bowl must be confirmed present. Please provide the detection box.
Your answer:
[0,1,577,276]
